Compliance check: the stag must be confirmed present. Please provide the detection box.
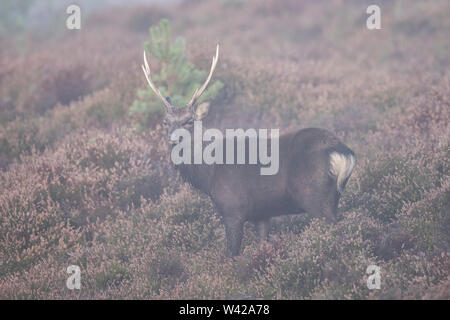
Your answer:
[141,44,356,257]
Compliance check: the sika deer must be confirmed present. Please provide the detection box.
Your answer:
[141,44,356,257]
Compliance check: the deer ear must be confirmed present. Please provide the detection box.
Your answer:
[194,102,210,120]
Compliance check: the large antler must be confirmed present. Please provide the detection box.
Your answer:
[141,51,173,112]
[186,44,219,109]
[141,44,219,111]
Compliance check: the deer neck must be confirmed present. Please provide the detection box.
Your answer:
[168,125,216,194]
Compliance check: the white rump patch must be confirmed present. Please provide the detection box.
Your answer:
[329,152,356,193]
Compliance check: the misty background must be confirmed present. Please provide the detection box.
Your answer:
[0,0,448,300]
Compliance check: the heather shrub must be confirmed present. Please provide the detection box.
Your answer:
[247,213,381,299]
[341,149,441,223]
[0,75,139,169]
[151,187,222,253]
[1,0,449,300]
[147,249,187,291]
[0,51,89,120]
[397,180,450,254]
[373,251,450,299]
[0,127,169,278]
[0,27,140,123]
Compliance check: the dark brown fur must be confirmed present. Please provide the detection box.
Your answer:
[173,127,356,257]
[141,46,355,257]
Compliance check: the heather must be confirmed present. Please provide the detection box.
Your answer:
[0,0,449,299]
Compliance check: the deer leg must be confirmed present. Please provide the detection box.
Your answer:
[223,215,245,258]
[256,219,270,242]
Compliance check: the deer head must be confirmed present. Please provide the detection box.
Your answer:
[141,44,219,142]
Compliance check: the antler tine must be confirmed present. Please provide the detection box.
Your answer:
[186,44,220,108]
[141,51,173,111]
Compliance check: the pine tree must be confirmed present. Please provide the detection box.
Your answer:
[130,19,223,131]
